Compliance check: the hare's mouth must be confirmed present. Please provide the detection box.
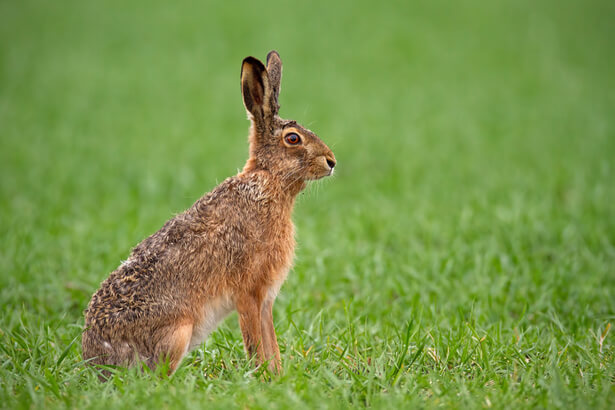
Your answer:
[307,167,334,181]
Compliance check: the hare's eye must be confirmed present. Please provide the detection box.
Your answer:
[285,133,301,145]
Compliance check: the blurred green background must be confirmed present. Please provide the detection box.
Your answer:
[1,0,614,408]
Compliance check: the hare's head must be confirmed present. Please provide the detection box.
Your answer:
[241,51,336,186]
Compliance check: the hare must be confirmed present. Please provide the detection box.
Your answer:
[82,50,336,378]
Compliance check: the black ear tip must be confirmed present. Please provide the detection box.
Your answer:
[241,56,266,76]
[242,56,262,66]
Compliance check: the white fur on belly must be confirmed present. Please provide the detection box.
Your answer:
[189,296,234,351]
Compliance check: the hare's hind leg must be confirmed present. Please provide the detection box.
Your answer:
[152,322,193,375]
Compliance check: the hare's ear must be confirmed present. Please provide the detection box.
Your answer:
[241,53,281,130]
[266,50,282,114]
[241,57,269,120]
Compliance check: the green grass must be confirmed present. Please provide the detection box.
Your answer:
[1,0,614,408]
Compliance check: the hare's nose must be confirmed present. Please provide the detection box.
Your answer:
[326,157,336,169]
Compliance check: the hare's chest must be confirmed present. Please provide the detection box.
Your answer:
[267,219,295,263]
[248,217,295,285]
[266,222,295,286]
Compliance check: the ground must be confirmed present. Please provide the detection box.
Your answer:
[1,0,614,408]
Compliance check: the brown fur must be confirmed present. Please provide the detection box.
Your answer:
[82,51,336,378]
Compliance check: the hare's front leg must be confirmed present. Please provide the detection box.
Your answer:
[260,298,281,373]
[236,294,266,365]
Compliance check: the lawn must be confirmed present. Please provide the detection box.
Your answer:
[1,0,614,408]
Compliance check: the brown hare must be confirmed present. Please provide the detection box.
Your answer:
[82,50,336,378]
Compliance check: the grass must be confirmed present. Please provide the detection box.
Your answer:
[1,0,614,408]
